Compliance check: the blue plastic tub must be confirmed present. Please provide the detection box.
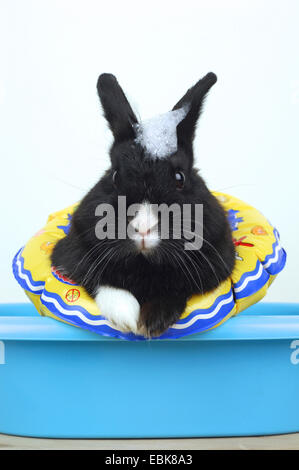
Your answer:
[0,302,299,438]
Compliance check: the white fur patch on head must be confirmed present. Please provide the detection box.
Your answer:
[134,106,189,158]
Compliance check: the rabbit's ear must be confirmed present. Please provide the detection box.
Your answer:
[97,74,138,143]
[172,72,217,154]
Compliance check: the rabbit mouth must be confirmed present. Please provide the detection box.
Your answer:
[130,228,160,254]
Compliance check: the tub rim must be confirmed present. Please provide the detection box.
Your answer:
[0,302,298,342]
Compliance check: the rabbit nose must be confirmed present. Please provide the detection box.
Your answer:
[135,227,152,237]
[130,201,159,236]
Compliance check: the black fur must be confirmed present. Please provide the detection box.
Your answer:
[51,73,235,337]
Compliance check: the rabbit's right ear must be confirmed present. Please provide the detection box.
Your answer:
[172,73,217,155]
[97,74,138,143]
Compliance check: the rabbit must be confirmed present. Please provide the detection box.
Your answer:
[51,73,236,338]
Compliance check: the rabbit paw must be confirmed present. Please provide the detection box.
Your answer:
[95,286,140,334]
[138,297,186,338]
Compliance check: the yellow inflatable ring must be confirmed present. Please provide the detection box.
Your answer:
[12,192,286,340]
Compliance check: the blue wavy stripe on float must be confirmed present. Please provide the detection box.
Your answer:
[261,228,287,275]
[233,260,270,300]
[40,289,105,321]
[40,289,147,340]
[39,289,235,341]
[159,290,235,339]
[12,248,45,295]
[175,289,234,326]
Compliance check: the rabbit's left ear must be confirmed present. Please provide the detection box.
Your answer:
[172,72,217,155]
[97,74,138,143]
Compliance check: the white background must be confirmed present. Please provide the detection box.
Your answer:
[1,0,298,304]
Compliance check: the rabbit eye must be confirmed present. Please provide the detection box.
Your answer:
[112,170,119,187]
[175,171,185,190]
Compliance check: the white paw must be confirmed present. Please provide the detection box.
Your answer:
[95,286,140,334]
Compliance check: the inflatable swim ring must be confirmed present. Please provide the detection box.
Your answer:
[12,192,286,340]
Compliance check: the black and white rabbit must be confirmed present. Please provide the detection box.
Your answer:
[51,73,235,337]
